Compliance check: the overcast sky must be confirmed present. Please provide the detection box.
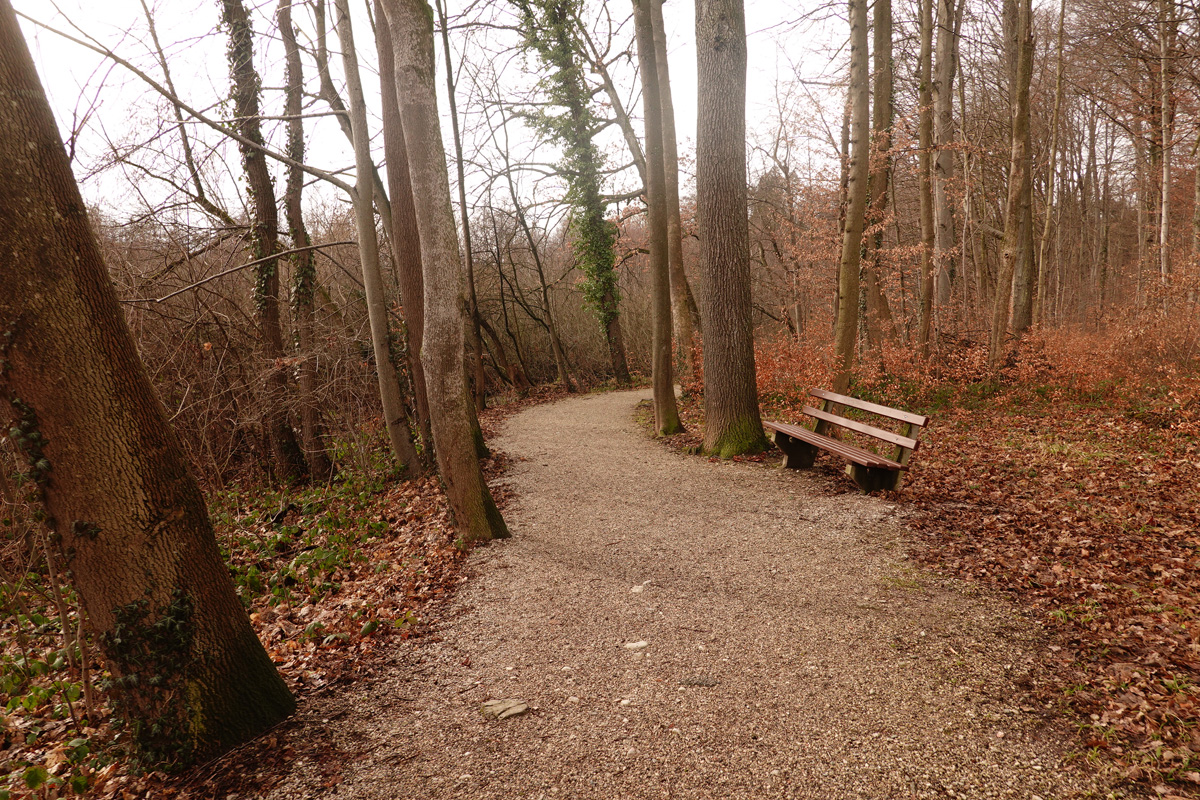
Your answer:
[14,0,843,222]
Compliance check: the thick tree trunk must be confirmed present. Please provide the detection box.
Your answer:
[334,0,423,473]
[990,0,1033,369]
[279,0,335,482]
[0,1,294,765]
[632,0,682,435]
[220,0,307,483]
[652,0,702,381]
[375,1,434,460]
[694,0,766,457]
[917,0,936,357]
[864,0,897,348]
[381,0,509,544]
[435,0,489,409]
[1007,0,1036,335]
[832,0,870,394]
[932,0,962,315]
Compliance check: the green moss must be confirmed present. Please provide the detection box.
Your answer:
[705,418,768,459]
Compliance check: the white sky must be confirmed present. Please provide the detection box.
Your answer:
[14,0,845,225]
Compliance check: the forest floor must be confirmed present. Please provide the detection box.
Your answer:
[244,388,1128,800]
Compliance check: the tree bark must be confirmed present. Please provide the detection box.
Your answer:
[652,0,702,382]
[375,1,435,460]
[694,0,766,457]
[990,0,1033,369]
[334,0,423,474]
[278,0,335,482]
[220,0,307,483]
[864,0,897,347]
[917,0,936,357]
[1159,0,1175,288]
[632,0,683,435]
[0,0,294,765]
[435,0,489,408]
[1006,0,1036,335]
[1034,0,1067,328]
[932,0,962,314]
[832,0,870,394]
[381,0,509,544]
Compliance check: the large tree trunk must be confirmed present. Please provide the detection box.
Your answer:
[435,0,489,409]
[652,0,702,382]
[0,0,294,765]
[832,0,870,394]
[375,0,434,459]
[1006,0,1036,336]
[917,0,936,356]
[990,0,1033,369]
[932,0,962,316]
[381,0,509,544]
[632,0,682,435]
[278,0,334,482]
[694,0,766,457]
[334,0,423,473]
[220,0,307,483]
[864,0,897,348]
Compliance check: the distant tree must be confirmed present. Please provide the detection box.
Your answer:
[513,0,631,385]
[694,0,766,457]
[219,0,308,482]
[381,0,509,544]
[0,0,294,765]
[631,0,682,434]
[917,0,936,357]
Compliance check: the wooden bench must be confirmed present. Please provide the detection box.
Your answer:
[762,389,929,492]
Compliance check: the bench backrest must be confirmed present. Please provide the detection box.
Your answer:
[808,388,929,467]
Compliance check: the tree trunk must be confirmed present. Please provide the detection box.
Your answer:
[832,0,870,394]
[694,0,765,456]
[278,0,335,482]
[334,0,423,474]
[1159,0,1175,288]
[864,0,897,348]
[0,1,294,765]
[220,0,308,483]
[435,0,489,409]
[932,0,962,315]
[1007,0,1036,336]
[375,0,434,459]
[381,0,509,544]
[632,0,682,435]
[652,0,702,381]
[1034,0,1066,328]
[917,0,936,357]
[990,0,1033,369]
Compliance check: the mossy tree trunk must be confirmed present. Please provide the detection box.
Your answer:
[694,0,766,457]
[220,0,308,483]
[513,0,631,385]
[381,0,509,544]
[278,0,335,482]
[0,0,294,766]
[631,0,683,435]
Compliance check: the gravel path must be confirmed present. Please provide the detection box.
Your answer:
[267,389,1117,800]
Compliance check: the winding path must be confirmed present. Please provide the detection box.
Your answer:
[269,390,1108,799]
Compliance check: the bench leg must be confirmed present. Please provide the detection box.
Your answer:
[774,432,817,469]
[846,464,902,492]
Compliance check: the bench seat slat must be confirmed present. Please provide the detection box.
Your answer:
[763,420,903,470]
[802,405,920,451]
[810,388,929,427]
